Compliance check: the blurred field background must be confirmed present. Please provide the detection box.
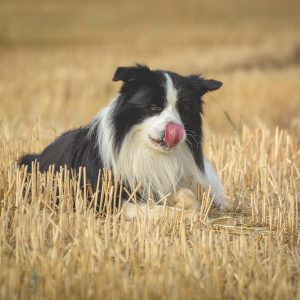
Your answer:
[1,0,300,133]
[0,0,300,299]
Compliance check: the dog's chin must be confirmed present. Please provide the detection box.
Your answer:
[147,136,177,153]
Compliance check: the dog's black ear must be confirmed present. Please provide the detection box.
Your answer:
[188,75,223,95]
[112,64,151,82]
[202,78,223,91]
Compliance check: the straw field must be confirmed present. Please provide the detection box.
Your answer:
[0,0,300,299]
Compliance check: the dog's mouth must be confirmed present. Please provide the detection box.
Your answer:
[149,136,173,151]
[149,124,185,152]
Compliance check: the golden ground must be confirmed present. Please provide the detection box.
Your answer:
[0,0,300,299]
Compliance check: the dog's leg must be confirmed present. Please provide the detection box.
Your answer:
[168,188,200,210]
[201,158,231,210]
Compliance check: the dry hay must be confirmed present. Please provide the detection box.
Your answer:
[1,125,299,299]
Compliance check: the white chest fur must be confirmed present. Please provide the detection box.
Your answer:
[114,130,202,200]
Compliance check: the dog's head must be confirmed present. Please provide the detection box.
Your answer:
[111,64,222,154]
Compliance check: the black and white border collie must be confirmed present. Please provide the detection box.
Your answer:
[18,64,229,216]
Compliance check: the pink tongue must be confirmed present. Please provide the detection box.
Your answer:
[164,123,185,147]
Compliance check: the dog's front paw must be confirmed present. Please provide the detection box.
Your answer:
[213,195,232,211]
[171,188,199,210]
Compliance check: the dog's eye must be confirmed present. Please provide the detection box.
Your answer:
[150,104,162,112]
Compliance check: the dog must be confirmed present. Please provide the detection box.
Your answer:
[18,64,230,217]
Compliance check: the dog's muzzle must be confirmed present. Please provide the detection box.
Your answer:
[164,122,185,147]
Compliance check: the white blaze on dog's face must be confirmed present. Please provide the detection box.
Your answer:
[139,73,187,153]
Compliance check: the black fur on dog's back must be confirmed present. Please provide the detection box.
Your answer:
[18,126,103,190]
